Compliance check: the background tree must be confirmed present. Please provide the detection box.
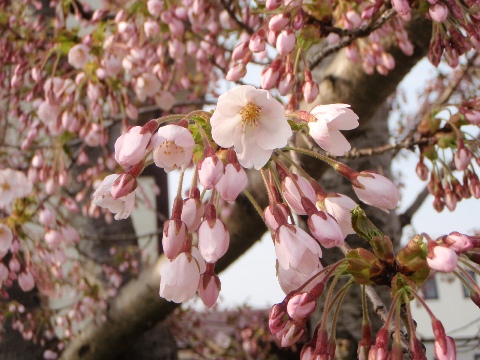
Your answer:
[0,0,479,359]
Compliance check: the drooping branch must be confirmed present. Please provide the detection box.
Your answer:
[60,11,434,360]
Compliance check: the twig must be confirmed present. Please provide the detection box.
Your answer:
[219,0,254,35]
[308,9,396,69]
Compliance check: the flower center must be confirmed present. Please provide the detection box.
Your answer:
[240,102,261,130]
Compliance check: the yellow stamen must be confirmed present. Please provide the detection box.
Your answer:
[240,102,261,131]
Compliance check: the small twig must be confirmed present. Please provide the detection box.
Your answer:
[219,0,254,35]
[308,9,396,69]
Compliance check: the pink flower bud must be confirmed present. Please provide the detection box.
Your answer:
[278,71,295,96]
[269,13,290,32]
[352,171,401,212]
[115,126,152,167]
[198,205,230,263]
[434,336,456,360]
[264,203,289,231]
[198,272,221,308]
[454,144,472,171]
[231,41,250,61]
[18,271,35,292]
[260,65,280,90]
[307,210,344,248]
[198,152,224,190]
[282,174,316,215]
[266,0,282,10]
[215,163,248,203]
[147,0,163,17]
[249,31,266,53]
[302,78,319,103]
[427,244,458,272]
[226,63,247,82]
[276,29,296,55]
[391,0,410,15]
[181,196,205,233]
[111,173,137,200]
[287,293,316,321]
[444,232,473,253]
[429,2,449,22]
[162,219,187,259]
[416,159,429,181]
[144,19,160,37]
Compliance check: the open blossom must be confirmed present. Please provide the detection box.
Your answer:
[159,250,205,303]
[308,104,359,156]
[352,171,401,212]
[152,124,194,172]
[275,225,322,275]
[0,169,33,208]
[68,44,90,69]
[210,85,292,170]
[323,193,357,237]
[92,174,135,220]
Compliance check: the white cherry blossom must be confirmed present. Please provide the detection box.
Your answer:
[210,85,292,169]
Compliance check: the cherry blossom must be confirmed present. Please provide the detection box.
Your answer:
[308,104,359,156]
[152,125,194,172]
[210,85,292,169]
[115,126,153,167]
[0,169,33,208]
[159,251,204,303]
[352,171,401,212]
[92,175,136,220]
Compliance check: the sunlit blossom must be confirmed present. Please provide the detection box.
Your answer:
[210,85,292,169]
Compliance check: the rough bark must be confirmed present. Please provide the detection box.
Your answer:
[59,12,433,360]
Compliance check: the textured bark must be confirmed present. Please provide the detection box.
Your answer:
[59,12,433,360]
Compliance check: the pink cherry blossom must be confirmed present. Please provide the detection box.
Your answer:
[39,207,55,226]
[276,29,296,55]
[264,203,289,231]
[277,262,324,294]
[0,263,8,286]
[68,44,90,69]
[429,2,449,22]
[275,225,322,275]
[159,252,203,303]
[323,193,357,237]
[454,146,472,171]
[210,85,292,169]
[134,73,161,101]
[0,169,33,208]
[427,245,458,273]
[18,270,35,292]
[215,163,248,203]
[92,174,135,220]
[308,104,359,156]
[162,220,187,259]
[352,171,401,212]
[282,174,316,215]
[287,293,316,321]
[434,336,456,360]
[198,153,224,190]
[181,197,205,233]
[307,211,344,248]
[444,232,473,253]
[152,124,194,172]
[198,273,221,308]
[115,126,152,167]
[198,215,230,263]
[0,224,13,257]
